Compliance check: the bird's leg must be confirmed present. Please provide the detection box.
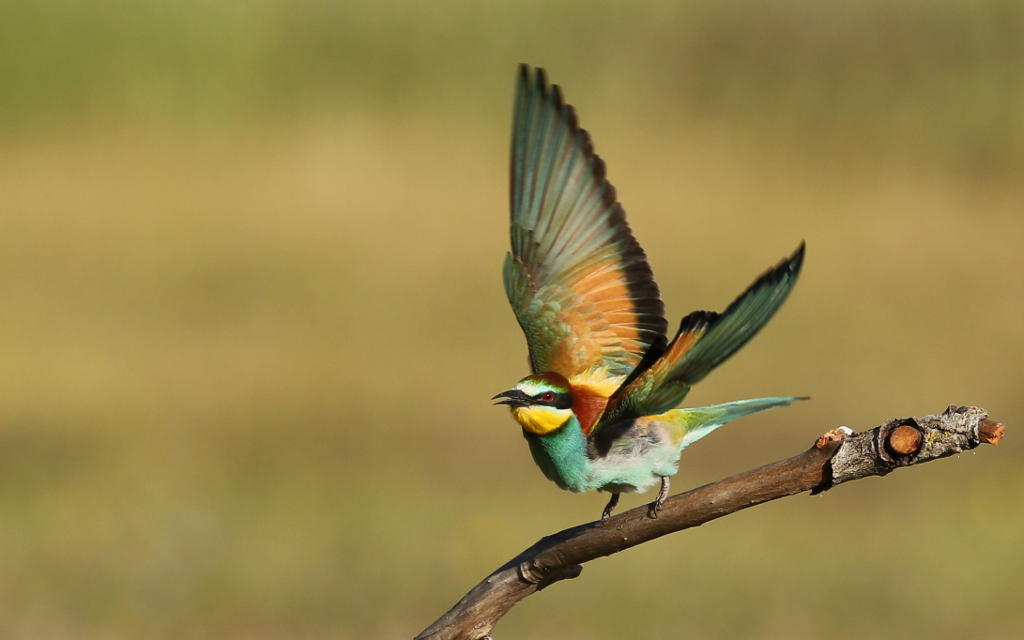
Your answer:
[648,476,670,519]
[601,493,620,520]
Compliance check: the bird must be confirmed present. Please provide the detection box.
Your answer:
[493,64,806,520]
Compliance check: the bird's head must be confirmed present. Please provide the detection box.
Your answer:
[493,371,575,435]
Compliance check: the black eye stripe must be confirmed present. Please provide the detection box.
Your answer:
[532,391,573,409]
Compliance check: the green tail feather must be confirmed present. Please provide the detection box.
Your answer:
[658,396,807,450]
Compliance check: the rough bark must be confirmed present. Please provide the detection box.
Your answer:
[415,405,1003,640]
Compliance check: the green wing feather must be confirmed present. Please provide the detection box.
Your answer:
[594,242,805,429]
[504,64,667,379]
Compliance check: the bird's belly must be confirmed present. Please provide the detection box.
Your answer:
[589,420,682,493]
[590,457,675,494]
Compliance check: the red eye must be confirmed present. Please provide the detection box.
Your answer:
[542,392,555,403]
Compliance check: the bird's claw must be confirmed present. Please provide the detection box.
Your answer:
[647,475,670,519]
[647,501,662,519]
[601,493,620,520]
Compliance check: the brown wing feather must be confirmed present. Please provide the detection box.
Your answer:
[504,64,667,379]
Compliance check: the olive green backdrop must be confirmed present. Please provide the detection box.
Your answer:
[1,1,1021,638]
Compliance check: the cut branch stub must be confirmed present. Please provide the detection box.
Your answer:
[887,425,923,456]
[880,421,921,456]
[979,419,1005,444]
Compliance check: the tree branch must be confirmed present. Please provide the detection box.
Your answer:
[415,405,1004,640]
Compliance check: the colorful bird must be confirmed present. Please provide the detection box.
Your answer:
[494,65,806,519]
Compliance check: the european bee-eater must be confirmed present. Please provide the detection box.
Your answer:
[494,65,806,519]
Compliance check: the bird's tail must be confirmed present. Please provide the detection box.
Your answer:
[656,396,807,451]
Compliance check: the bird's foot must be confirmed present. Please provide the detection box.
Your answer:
[647,476,670,519]
[601,493,620,520]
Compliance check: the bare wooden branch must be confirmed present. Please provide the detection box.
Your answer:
[415,405,1002,640]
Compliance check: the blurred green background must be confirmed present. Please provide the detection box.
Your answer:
[1,1,1022,638]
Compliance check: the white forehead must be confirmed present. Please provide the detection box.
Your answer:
[515,379,550,396]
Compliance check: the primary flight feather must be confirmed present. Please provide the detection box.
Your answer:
[495,65,805,519]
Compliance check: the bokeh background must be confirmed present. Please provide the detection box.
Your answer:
[1,1,1022,638]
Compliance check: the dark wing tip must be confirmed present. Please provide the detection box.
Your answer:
[772,240,805,286]
[788,240,806,275]
[565,103,579,132]
[741,240,804,304]
[551,83,564,110]
[515,63,532,102]
[725,240,806,316]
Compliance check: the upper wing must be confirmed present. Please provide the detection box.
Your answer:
[504,64,667,380]
[593,242,805,430]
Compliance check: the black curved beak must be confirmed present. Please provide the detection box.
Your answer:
[492,389,530,407]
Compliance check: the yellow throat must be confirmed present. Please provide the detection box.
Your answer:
[512,405,572,435]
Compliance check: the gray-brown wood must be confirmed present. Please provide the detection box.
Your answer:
[415,405,1002,640]
[825,405,994,488]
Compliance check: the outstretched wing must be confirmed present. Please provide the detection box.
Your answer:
[504,64,667,380]
[593,242,805,430]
